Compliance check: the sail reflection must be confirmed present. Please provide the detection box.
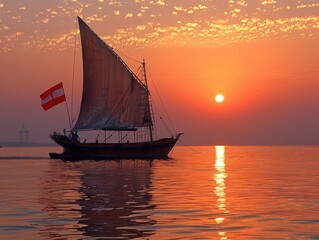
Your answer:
[39,160,155,239]
[214,146,228,239]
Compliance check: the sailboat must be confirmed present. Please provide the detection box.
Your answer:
[49,17,183,160]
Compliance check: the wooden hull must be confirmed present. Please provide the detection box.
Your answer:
[49,134,182,160]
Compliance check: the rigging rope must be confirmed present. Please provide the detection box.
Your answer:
[118,54,178,137]
[179,139,201,153]
[71,17,78,126]
[151,101,174,136]
[102,132,115,142]
[117,49,142,64]
[145,64,178,135]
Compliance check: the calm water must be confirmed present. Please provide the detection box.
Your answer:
[0,146,319,239]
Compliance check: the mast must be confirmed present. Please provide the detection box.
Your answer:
[142,59,153,142]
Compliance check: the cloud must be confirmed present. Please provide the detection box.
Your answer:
[125,13,133,18]
[0,0,318,52]
[42,18,49,23]
[261,0,277,5]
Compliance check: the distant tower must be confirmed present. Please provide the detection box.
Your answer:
[18,125,30,143]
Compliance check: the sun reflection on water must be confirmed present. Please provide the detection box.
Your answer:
[214,145,228,239]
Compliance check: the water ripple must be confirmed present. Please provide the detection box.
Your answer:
[0,146,319,239]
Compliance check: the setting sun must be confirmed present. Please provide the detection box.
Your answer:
[215,94,224,103]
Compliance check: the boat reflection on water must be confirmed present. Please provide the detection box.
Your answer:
[214,146,228,240]
[77,160,156,238]
[39,160,156,239]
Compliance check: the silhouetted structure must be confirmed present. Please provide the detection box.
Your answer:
[18,125,29,143]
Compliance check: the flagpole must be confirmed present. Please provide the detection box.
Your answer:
[65,101,72,130]
[61,82,72,130]
[41,82,72,130]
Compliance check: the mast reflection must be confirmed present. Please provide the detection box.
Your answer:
[77,160,155,239]
[214,146,228,239]
[39,160,155,239]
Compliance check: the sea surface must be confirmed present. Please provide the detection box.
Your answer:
[0,146,319,239]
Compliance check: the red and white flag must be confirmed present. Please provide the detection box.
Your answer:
[40,82,66,111]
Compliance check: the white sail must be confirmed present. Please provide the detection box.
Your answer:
[73,17,152,131]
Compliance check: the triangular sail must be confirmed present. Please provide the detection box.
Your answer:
[73,17,152,131]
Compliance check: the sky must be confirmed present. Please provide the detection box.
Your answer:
[0,0,318,145]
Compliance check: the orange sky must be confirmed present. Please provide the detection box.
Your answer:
[0,0,318,145]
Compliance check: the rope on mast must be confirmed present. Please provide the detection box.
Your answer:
[151,102,174,136]
[145,64,178,136]
[71,17,78,126]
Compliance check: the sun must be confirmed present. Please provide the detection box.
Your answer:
[215,94,224,103]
